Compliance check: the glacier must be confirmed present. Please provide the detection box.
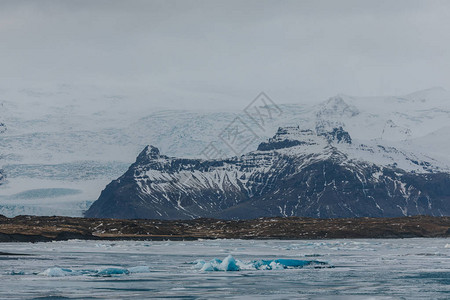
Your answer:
[1,86,450,216]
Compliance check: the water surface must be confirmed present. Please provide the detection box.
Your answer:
[0,238,449,299]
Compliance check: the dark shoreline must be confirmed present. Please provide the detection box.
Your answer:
[0,214,449,243]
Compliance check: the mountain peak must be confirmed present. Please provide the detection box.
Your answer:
[136,145,161,163]
[257,127,317,151]
[256,126,351,151]
[318,95,360,118]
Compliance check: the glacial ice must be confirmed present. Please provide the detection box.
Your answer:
[220,255,240,271]
[35,257,326,277]
[193,255,327,271]
[39,267,77,277]
[197,256,239,272]
[96,268,129,276]
[38,266,151,277]
[8,271,25,276]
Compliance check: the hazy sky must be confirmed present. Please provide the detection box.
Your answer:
[1,0,450,109]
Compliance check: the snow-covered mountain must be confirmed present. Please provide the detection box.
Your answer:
[85,126,450,219]
[1,86,450,217]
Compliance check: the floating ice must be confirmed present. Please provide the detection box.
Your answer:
[193,255,328,272]
[7,271,25,276]
[39,267,77,277]
[220,255,240,271]
[445,244,450,248]
[200,262,215,272]
[37,266,150,277]
[269,261,284,270]
[96,267,129,276]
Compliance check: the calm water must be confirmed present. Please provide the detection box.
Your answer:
[0,238,449,299]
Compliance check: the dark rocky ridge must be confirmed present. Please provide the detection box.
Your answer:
[0,215,449,242]
[85,127,450,220]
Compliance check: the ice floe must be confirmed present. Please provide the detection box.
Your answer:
[7,271,26,276]
[96,267,129,276]
[32,256,328,278]
[192,255,328,271]
[38,266,151,277]
[39,267,77,277]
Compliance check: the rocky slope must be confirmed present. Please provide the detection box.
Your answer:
[85,126,450,219]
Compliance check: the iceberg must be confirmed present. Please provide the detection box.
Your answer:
[96,268,130,276]
[198,256,240,271]
[248,258,326,270]
[269,261,284,270]
[220,255,240,271]
[200,262,215,272]
[37,266,151,277]
[272,259,322,268]
[193,255,328,272]
[39,267,77,277]
[8,271,25,276]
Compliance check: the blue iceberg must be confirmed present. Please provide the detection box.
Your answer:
[96,267,130,276]
[193,255,328,272]
[253,259,326,269]
[199,255,240,271]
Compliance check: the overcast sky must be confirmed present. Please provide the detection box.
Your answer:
[1,0,450,110]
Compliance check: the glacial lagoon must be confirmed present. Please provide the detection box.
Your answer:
[1,238,449,299]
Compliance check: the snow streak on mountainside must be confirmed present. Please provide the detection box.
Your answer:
[1,86,450,217]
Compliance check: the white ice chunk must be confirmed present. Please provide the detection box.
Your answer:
[39,267,76,277]
[269,261,285,270]
[219,255,240,271]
